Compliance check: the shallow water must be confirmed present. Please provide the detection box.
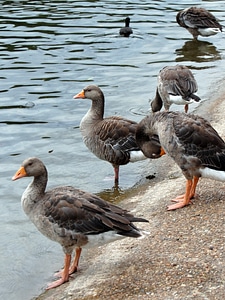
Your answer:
[1,1,225,299]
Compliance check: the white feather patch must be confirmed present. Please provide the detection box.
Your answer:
[84,229,148,249]
[84,231,126,249]
[130,150,147,162]
[198,28,221,36]
[200,167,225,181]
[169,95,194,105]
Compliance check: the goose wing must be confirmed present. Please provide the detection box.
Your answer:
[173,113,225,170]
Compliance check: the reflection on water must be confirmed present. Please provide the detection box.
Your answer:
[1,1,225,299]
[96,186,125,204]
[176,40,222,63]
[96,174,154,205]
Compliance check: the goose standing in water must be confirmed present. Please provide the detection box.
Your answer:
[119,17,133,37]
[151,65,201,113]
[176,7,222,39]
[74,85,150,186]
[12,157,148,289]
[136,111,225,210]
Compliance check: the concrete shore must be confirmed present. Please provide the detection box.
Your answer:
[35,79,225,300]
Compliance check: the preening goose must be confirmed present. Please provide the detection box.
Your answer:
[119,17,133,37]
[176,7,222,39]
[136,111,225,210]
[74,85,148,186]
[151,65,200,113]
[12,157,148,289]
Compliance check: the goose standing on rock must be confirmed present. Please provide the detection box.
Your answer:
[176,7,222,39]
[119,17,133,37]
[151,65,201,113]
[12,157,148,289]
[136,111,225,210]
[74,85,150,186]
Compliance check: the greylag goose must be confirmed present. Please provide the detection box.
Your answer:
[136,111,225,210]
[151,65,200,113]
[176,7,222,39]
[74,85,147,186]
[119,17,133,37]
[12,157,148,289]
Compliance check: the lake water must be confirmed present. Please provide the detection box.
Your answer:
[1,1,225,299]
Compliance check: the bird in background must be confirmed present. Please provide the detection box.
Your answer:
[176,6,222,39]
[136,111,225,210]
[151,65,201,113]
[12,157,148,289]
[119,17,133,37]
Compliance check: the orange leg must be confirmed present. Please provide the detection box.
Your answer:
[184,104,188,113]
[69,247,82,274]
[170,176,199,203]
[46,253,71,289]
[167,178,197,210]
[53,247,82,278]
[189,176,199,199]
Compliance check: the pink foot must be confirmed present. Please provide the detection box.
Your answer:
[54,269,63,278]
[167,201,189,210]
[46,277,69,290]
[167,195,192,210]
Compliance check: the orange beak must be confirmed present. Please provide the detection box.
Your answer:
[160,148,166,156]
[73,90,85,99]
[12,166,27,181]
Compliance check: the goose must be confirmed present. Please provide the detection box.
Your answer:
[136,111,225,210]
[12,157,148,289]
[151,65,200,113]
[176,7,222,39]
[74,85,150,186]
[119,17,133,37]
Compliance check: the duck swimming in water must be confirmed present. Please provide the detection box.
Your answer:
[119,17,133,37]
